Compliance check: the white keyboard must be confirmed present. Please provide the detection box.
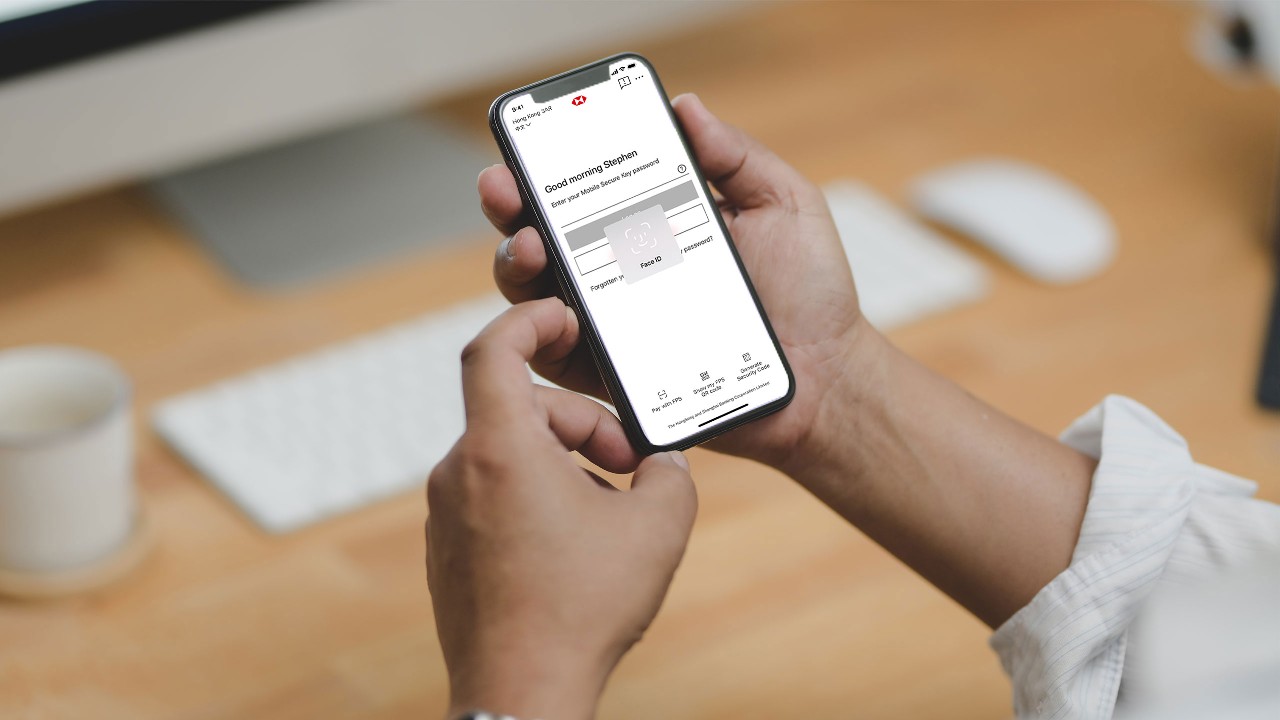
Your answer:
[154,182,988,533]
[824,181,989,330]
[153,294,515,533]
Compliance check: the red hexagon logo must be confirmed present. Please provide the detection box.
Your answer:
[571,95,586,106]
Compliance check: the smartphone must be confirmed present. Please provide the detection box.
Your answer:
[489,53,794,453]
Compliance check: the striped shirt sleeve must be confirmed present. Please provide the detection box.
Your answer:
[988,395,1280,719]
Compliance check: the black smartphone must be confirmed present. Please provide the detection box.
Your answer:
[489,53,794,453]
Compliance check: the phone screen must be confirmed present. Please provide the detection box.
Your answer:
[496,56,791,447]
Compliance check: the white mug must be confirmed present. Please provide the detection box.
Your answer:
[0,346,135,574]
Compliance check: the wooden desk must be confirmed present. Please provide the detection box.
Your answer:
[2,3,1277,718]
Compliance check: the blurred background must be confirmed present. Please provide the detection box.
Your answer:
[1,1,1278,718]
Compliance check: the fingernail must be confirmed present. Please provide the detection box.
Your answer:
[565,305,577,328]
[499,235,517,260]
[667,451,690,471]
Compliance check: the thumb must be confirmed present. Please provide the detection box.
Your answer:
[629,451,698,535]
[671,93,817,211]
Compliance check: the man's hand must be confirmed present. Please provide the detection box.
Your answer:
[426,298,697,720]
[480,93,864,468]
[478,94,1097,629]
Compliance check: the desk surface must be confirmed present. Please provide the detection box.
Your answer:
[2,3,1278,718]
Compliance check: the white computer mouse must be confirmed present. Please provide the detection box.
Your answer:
[910,159,1115,285]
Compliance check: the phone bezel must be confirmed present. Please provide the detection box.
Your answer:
[487,52,795,453]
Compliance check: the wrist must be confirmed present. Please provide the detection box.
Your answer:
[446,647,607,720]
[776,315,891,486]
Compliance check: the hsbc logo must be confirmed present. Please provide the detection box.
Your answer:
[571,95,586,106]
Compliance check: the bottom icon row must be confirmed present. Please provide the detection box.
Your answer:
[657,352,758,399]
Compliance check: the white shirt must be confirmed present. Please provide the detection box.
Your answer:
[990,395,1280,719]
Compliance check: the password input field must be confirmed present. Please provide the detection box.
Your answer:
[563,180,698,251]
[574,203,710,275]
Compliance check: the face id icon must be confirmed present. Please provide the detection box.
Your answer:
[604,203,683,284]
[618,76,631,88]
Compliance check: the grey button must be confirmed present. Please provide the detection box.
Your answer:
[564,180,698,251]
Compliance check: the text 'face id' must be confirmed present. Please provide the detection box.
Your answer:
[604,204,683,284]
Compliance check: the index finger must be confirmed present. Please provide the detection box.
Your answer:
[477,163,528,237]
[460,298,576,428]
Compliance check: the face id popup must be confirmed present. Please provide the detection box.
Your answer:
[604,204,684,283]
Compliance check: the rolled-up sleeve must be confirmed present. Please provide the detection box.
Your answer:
[989,395,1280,719]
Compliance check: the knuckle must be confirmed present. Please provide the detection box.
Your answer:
[425,464,454,508]
[531,356,573,386]
[455,436,508,480]
[459,335,487,367]
[425,444,470,503]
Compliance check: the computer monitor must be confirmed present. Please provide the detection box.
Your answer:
[0,1,291,83]
[0,0,737,287]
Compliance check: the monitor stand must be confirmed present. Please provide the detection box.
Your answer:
[150,114,497,290]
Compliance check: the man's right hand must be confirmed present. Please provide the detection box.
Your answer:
[479,93,866,468]
[479,93,1099,629]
